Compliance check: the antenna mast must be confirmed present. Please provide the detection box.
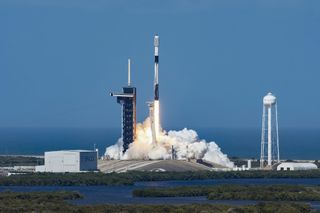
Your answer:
[128,58,131,86]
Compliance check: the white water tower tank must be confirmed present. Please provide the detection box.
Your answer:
[263,92,276,106]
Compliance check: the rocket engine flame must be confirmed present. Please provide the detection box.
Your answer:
[154,100,160,140]
[104,117,234,168]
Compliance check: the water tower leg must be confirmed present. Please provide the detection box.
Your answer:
[267,106,272,166]
[260,106,266,168]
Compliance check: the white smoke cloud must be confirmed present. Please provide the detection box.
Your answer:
[105,118,234,168]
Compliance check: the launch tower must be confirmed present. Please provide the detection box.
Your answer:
[110,59,136,153]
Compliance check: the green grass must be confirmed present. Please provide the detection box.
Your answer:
[0,191,82,213]
[0,156,43,167]
[1,170,320,186]
[0,190,317,213]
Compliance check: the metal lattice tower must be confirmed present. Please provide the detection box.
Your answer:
[110,59,136,154]
[260,92,280,168]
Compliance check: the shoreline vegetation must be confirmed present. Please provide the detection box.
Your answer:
[0,156,43,167]
[133,184,320,201]
[1,170,320,186]
[0,190,316,213]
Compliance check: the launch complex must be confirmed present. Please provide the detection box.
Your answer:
[105,35,235,172]
[110,35,161,154]
[104,35,316,173]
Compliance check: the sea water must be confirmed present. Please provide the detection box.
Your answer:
[1,178,320,206]
[0,127,319,160]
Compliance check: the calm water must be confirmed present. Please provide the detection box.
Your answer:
[0,128,319,159]
[1,178,320,208]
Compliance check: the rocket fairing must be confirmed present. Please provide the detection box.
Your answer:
[154,35,159,101]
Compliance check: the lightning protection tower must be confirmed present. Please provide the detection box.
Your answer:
[260,92,280,168]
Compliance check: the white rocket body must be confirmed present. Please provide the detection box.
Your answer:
[154,35,159,100]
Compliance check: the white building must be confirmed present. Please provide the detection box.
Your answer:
[35,150,97,173]
[277,162,318,171]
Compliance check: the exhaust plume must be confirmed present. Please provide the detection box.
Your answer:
[105,118,234,168]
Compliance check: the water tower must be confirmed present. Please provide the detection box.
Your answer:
[260,92,280,168]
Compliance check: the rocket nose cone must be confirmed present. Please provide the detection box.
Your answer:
[154,35,159,47]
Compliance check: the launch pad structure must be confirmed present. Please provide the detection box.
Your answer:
[98,159,228,173]
[111,35,161,153]
[110,59,136,153]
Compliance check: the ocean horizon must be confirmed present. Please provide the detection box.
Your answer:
[0,127,319,160]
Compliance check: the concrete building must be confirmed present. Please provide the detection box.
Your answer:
[277,162,318,171]
[36,150,97,173]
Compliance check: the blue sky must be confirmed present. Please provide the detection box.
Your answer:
[1,0,320,129]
